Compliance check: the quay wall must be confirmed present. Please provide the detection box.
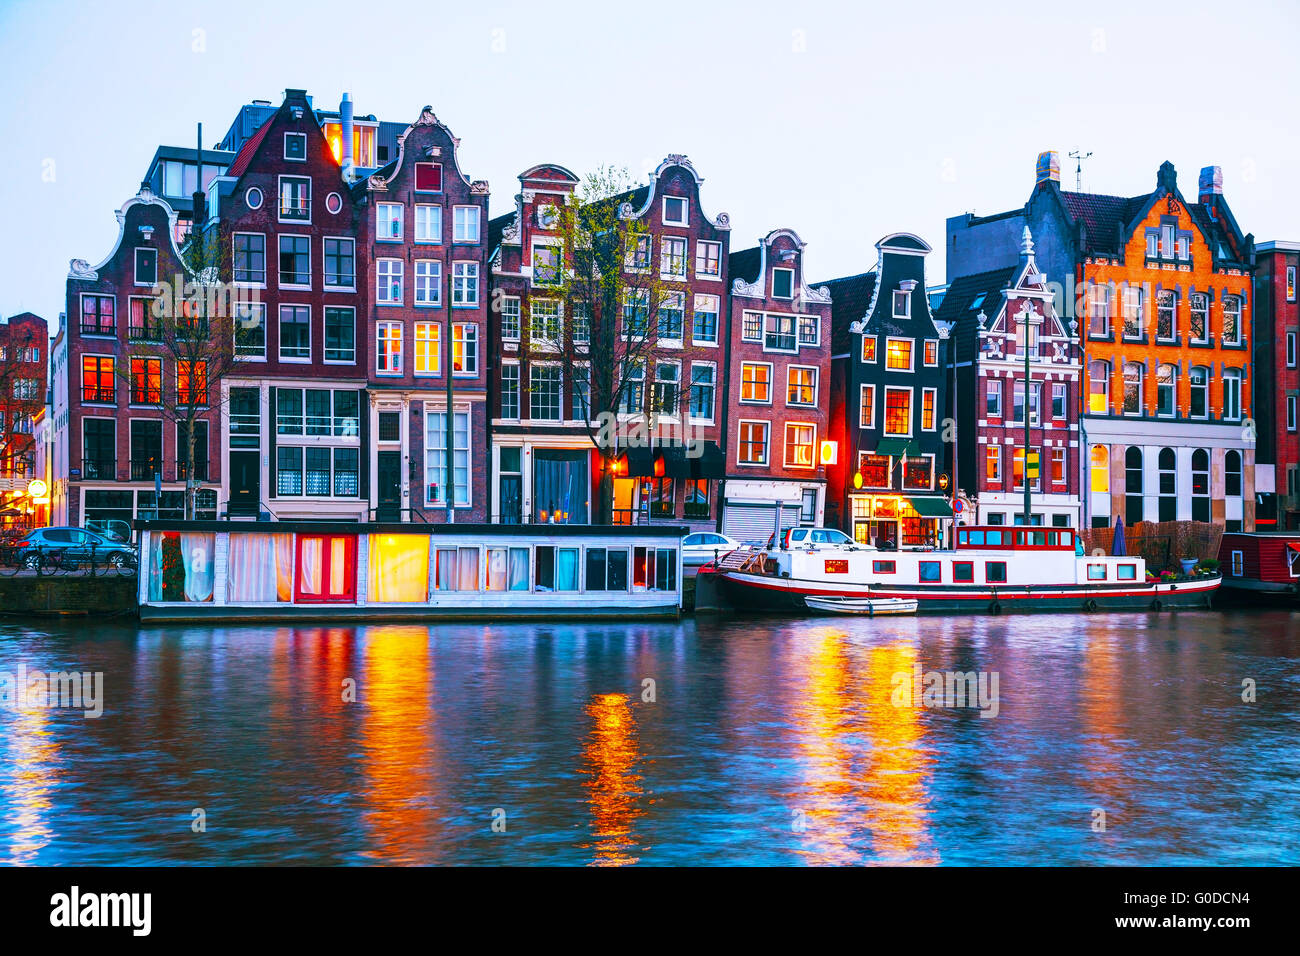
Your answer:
[0,576,138,617]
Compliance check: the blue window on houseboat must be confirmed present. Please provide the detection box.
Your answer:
[953,561,974,583]
[1117,564,1137,580]
[487,547,530,591]
[985,531,1005,546]
[985,561,1007,583]
[919,561,941,582]
[873,560,896,573]
[965,530,983,545]
[1087,564,1107,580]
[536,546,580,591]
[586,548,629,591]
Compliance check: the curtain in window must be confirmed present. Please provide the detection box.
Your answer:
[487,548,508,590]
[300,537,323,595]
[435,548,458,590]
[179,533,215,603]
[509,547,529,590]
[368,534,429,603]
[227,533,293,602]
[457,547,479,591]
[329,537,348,596]
[556,548,579,591]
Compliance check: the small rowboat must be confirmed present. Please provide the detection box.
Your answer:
[804,596,918,616]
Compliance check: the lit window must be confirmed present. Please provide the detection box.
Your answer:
[886,338,913,370]
[414,322,441,376]
[738,421,769,465]
[784,423,815,468]
[377,322,402,374]
[740,363,771,403]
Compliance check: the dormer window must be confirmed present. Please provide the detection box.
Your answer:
[772,268,794,300]
[415,162,442,192]
[663,196,688,226]
[893,290,910,318]
[134,248,158,286]
[284,132,307,161]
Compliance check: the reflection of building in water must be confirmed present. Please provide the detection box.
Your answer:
[790,634,937,865]
[580,693,643,866]
[361,626,438,863]
[1080,628,1126,837]
[2,701,56,864]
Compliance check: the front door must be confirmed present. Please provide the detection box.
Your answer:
[228,451,260,516]
[499,474,522,524]
[377,451,402,521]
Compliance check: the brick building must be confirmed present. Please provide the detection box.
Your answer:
[60,189,221,529]
[937,227,1083,527]
[1252,240,1300,527]
[353,105,491,522]
[719,229,833,541]
[0,311,48,528]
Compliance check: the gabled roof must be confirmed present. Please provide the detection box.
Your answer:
[933,266,1017,363]
[487,211,515,261]
[225,116,275,179]
[1058,190,1150,255]
[728,246,762,285]
[819,271,878,354]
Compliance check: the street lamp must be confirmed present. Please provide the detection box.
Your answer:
[934,318,957,543]
[1015,300,1045,525]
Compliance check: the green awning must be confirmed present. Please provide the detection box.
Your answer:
[907,496,954,518]
[875,438,914,457]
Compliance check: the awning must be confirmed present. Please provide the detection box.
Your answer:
[690,441,725,479]
[876,438,914,457]
[622,447,655,478]
[659,446,693,479]
[907,496,954,518]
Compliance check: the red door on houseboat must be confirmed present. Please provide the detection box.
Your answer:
[294,534,357,603]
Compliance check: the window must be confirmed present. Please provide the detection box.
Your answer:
[1222,295,1242,345]
[785,423,815,467]
[738,421,769,465]
[414,260,441,306]
[919,561,941,583]
[82,419,116,478]
[529,365,563,421]
[683,364,715,422]
[859,385,875,427]
[415,204,442,243]
[1089,284,1110,337]
[874,561,897,574]
[176,360,207,406]
[1012,447,1040,492]
[883,387,911,436]
[787,366,817,406]
[572,304,591,344]
[452,323,478,375]
[659,293,685,340]
[233,234,265,284]
[1087,564,1107,581]
[377,202,403,240]
[862,336,877,363]
[798,314,820,346]
[377,412,401,443]
[1192,448,1210,522]
[377,259,404,304]
[922,388,936,430]
[1123,362,1143,415]
[283,132,306,160]
[452,262,479,306]
[692,294,719,343]
[886,338,913,371]
[1125,446,1143,526]
[953,562,974,583]
[323,237,354,288]
[1090,444,1109,493]
[500,364,520,419]
[1155,363,1175,416]
[1122,286,1143,339]
[1289,395,1297,432]
[800,488,817,523]
[903,457,932,490]
[535,547,581,591]
[662,196,688,225]
[653,363,679,415]
[500,297,521,341]
[279,235,310,286]
[1156,290,1176,340]
[80,294,115,335]
[1226,449,1242,497]
[134,248,157,286]
[324,307,355,363]
[740,362,772,403]
[772,269,794,300]
[1158,447,1176,520]
[644,479,675,519]
[1190,293,1209,343]
[585,548,629,592]
[130,357,161,405]
[1288,266,1297,303]
[858,453,889,488]
[985,561,1008,583]
[279,177,311,220]
[985,444,1001,482]
[892,290,910,318]
[1088,360,1110,414]
[425,409,471,506]
[377,322,403,374]
[619,361,644,414]
[233,303,266,358]
[1051,448,1065,486]
[279,305,310,360]
[924,340,938,366]
[415,162,442,192]
[660,237,687,278]
[433,546,480,591]
[696,241,721,278]
[985,380,1002,417]
[1223,368,1242,420]
[1052,382,1066,419]
[453,206,481,243]
[625,235,651,272]
[573,365,590,420]
[1189,366,1209,418]
[741,311,763,342]
[529,300,561,345]
[1015,319,1039,359]
[1288,331,1297,368]
[624,290,650,337]
[415,322,441,376]
[81,356,114,403]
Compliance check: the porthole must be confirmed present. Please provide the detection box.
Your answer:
[245,186,263,210]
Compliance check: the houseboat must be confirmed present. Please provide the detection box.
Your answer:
[1218,531,1300,600]
[134,520,684,622]
[708,525,1220,614]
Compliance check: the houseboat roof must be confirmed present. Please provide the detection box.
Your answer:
[134,520,690,538]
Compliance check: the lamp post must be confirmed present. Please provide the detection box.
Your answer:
[1016,300,1044,525]
[934,318,956,544]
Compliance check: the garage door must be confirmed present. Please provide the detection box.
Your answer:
[724,503,805,544]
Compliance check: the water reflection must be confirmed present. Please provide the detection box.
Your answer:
[580,692,644,866]
[2,703,56,865]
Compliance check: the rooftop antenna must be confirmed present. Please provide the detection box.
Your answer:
[1068,150,1092,192]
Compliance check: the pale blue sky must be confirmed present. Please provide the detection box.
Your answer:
[2,0,1297,335]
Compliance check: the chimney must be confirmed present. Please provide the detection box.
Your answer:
[340,92,355,183]
[192,122,207,225]
[1199,165,1223,203]
[1157,160,1177,194]
[1035,151,1060,186]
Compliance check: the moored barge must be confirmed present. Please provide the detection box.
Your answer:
[1218,531,1300,600]
[134,520,684,622]
[710,525,1220,613]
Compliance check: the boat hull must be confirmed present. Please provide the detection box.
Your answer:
[715,570,1220,614]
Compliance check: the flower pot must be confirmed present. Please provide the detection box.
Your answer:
[1179,558,1198,575]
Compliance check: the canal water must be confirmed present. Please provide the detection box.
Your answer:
[0,610,1296,866]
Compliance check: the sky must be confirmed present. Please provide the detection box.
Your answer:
[2,0,1298,337]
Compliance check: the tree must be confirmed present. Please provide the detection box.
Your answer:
[542,166,677,523]
[117,226,244,520]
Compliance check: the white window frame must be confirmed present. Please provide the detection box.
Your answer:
[283,131,307,161]
[1288,395,1297,432]
[739,361,774,405]
[277,303,311,363]
[859,384,876,428]
[736,419,770,467]
[377,258,404,305]
[414,204,443,244]
[376,201,404,242]
[660,236,688,280]
[783,421,816,470]
[323,306,356,365]
[882,385,914,437]
[921,386,938,431]
[277,175,312,224]
[786,365,819,407]
[688,361,717,424]
[884,337,915,372]
[452,261,480,307]
[528,362,564,422]
[662,195,688,226]
[923,338,939,367]
[233,302,267,361]
[452,322,478,377]
[232,232,267,287]
[414,321,441,377]
[499,361,521,420]
[277,233,312,290]
[453,205,481,244]
[695,240,722,279]
[692,293,720,346]
[322,235,356,291]
[501,296,522,342]
[376,321,403,376]
[772,268,795,300]
[892,289,910,318]
[414,259,442,307]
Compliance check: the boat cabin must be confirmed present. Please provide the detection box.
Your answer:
[1218,531,1300,594]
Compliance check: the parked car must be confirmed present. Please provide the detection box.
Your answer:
[764,527,867,550]
[14,526,138,568]
[681,532,742,566]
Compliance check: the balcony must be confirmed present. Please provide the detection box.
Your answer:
[177,458,210,482]
[81,457,117,480]
[130,458,162,481]
[81,386,115,404]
